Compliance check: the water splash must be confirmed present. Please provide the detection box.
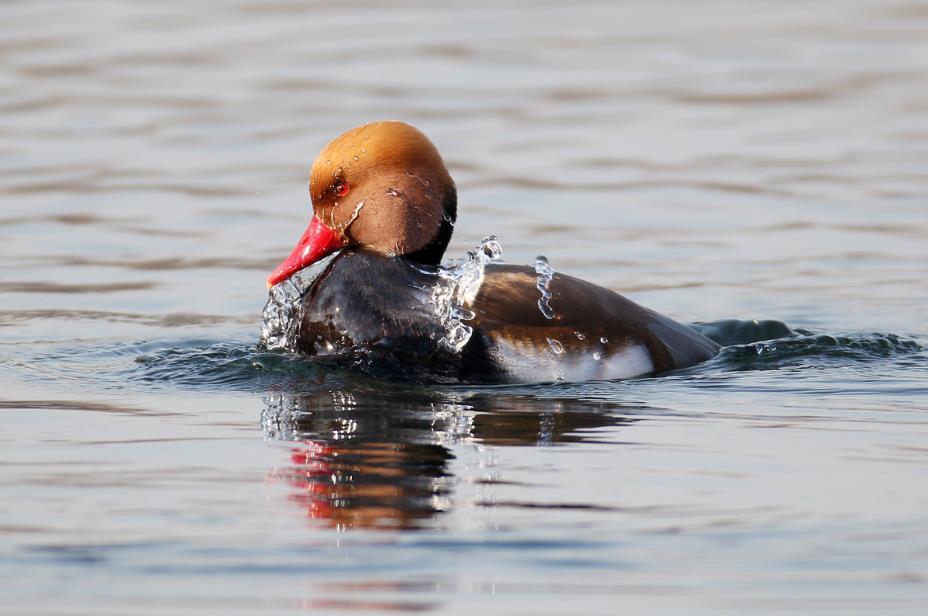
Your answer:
[259,252,341,351]
[431,236,502,352]
[534,255,556,320]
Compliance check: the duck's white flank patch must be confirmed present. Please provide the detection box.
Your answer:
[490,339,654,383]
[599,345,654,380]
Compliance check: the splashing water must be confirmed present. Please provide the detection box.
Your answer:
[259,236,503,356]
[259,252,341,351]
[431,236,501,352]
[534,255,556,320]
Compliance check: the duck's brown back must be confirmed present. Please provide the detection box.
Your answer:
[460,264,719,382]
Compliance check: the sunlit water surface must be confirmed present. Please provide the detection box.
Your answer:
[2,1,927,614]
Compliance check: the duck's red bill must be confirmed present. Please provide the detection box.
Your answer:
[267,216,345,287]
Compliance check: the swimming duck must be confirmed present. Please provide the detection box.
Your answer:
[267,121,719,382]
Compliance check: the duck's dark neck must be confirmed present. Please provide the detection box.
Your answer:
[403,189,457,266]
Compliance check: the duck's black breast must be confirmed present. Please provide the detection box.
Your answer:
[296,249,456,372]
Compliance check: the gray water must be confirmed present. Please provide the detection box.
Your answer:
[2,1,928,614]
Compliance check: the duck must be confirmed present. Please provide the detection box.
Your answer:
[266,121,720,383]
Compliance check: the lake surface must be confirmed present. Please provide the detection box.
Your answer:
[2,1,927,613]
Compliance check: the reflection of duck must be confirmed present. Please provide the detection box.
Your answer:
[467,395,642,447]
[281,440,452,531]
[265,391,452,531]
[266,121,719,383]
[263,390,640,530]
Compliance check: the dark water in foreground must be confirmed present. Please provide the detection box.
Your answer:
[3,0,928,614]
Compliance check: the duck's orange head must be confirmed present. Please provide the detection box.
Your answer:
[267,121,457,287]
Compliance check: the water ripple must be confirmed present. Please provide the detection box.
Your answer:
[4,321,920,394]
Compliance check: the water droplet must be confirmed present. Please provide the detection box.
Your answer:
[575,331,585,341]
[404,171,430,187]
[546,337,564,355]
[386,187,400,197]
[337,199,365,232]
[480,236,502,260]
[592,351,602,360]
[537,301,555,320]
[600,336,608,344]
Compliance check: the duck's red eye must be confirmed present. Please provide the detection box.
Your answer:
[334,180,350,197]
